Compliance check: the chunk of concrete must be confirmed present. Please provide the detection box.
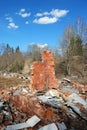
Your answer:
[68,102,87,121]
[13,88,28,96]
[6,115,40,130]
[57,122,67,130]
[68,93,87,108]
[38,123,58,130]
[6,122,27,130]
[0,101,4,107]
[26,115,41,127]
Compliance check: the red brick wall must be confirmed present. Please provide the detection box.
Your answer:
[30,50,58,91]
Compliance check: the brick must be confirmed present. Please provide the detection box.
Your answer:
[30,50,58,91]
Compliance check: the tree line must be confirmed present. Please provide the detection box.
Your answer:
[0,44,24,72]
[0,17,87,80]
[57,16,87,78]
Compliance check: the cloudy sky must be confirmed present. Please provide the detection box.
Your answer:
[0,0,87,51]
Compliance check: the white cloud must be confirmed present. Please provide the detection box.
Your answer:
[34,9,69,24]
[8,22,19,29]
[43,12,49,15]
[6,17,13,22]
[20,8,25,12]
[29,43,48,50]
[21,13,31,18]
[35,12,49,17]
[33,16,57,24]
[37,43,48,49]
[25,21,29,24]
[17,8,31,18]
[6,16,19,29]
[35,13,43,17]
[51,9,69,17]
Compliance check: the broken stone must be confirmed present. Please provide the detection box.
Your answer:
[45,89,60,98]
[67,93,87,108]
[0,101,4,107]
[63,78,71,83]
[68,102,87,121]
[66,108,77,119]
[6,115,40,130]
[38,123,58,130]
[57,122,67,130]
[26,115,41,127]
[13,88,28,96]
[38,95,63,109]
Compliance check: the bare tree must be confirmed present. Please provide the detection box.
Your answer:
[27,43,48,61]
[75,16,87,44]
[60,24,75,75]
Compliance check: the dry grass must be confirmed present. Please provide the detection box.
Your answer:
[0,77,28,88]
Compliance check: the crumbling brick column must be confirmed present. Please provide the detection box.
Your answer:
[30,50,58,91]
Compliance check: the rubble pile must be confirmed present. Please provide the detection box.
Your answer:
[0,50,87,130]
[0,84,87,130]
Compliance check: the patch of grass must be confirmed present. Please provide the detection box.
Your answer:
[0,77,28,88]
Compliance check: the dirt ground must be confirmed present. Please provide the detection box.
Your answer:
[0,77,29,88]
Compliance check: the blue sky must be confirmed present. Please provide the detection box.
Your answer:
[0,0,87,52]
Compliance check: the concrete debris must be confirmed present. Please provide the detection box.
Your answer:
[45,89,60,98]
[13,88,28,96]
[38,123,58,130]
[68,93,87,108]
[6,115,40,130]
[0,50,87,130]
[0,87,86,130]
[66,108,77,119]
[63,78,71,83]
[68,102,87,121]
[0,101,4,107]
[0,71,30,80]
[38,95,63,109]
[60,86,79,93]
[57,122,67,130]
[26,115,41,127]
[60,78,86,94]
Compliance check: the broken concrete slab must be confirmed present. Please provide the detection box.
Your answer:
[45,89,60,98]
[57,122,67,130]
[0,101,4,107]
[38,95,63,109]
[66,108,77,119]
[68,93,87,108]
[6,122,27,130]
[26,115,41,127]
[68,102,87,121]
[38,123,58,130]
[63,78,71,83]
[60,86,79,93]
[13,88,28,96]
[6,115,40,130]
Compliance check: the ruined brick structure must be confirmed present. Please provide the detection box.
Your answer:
[30,50,58,91]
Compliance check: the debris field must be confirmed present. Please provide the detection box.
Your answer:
[0,50,87,130]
